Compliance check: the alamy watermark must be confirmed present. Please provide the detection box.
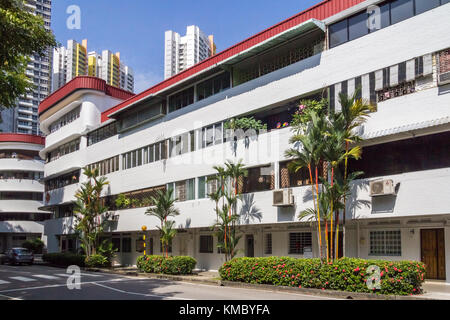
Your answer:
[66,5,81,30]
[66,265,81,290]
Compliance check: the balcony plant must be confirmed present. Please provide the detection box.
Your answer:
[115,194,130,210]
[224,116,267,134]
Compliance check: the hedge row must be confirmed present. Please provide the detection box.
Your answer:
[43,253,86,267]
[219,257,426,296]
[137,255,197,275]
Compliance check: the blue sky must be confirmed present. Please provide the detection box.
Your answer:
[52,0,319,92]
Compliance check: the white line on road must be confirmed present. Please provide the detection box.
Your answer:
[0,280,11,285]
[9,276,36,282]
[33,275,61,280]
[91,282,192,300]
[81,273,103,277]
[0,293,22,300]
[0,278,132,294]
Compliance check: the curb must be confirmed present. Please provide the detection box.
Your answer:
[219,281,434,300]
[37,264,434,300]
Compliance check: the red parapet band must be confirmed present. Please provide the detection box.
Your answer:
[0,133,45,145]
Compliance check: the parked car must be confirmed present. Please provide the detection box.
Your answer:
[1,248,34,265]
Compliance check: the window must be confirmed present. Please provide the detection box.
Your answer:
[45,170,80,192]
[289,233,312,254]
[329,0,448,48]
[112,238,121,253]
[279,161,318,188]
[198,176,206,199]
[369,230,402,256]
[390,0,414,24]
[196,72,230,101]
[265,233,272,255]
[169,178,195,202]
[242,165,274,194]
[329,19,348,48]
[87,156,119,176]
[348,11,369,41]
[415,0,440,14]
[46,139,80,163]
[87,122,117,146]
[168,87,194,112]
[199,235,214,253]
[348,131,450,178]
[122,237,132,253]
[169,131,194,157]
[49,106,80,133]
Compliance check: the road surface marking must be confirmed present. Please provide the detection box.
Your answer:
[92,282,192,300]
[0,293,22,300]
[33,275,61,280]
[0,280,11,285]
[81,273,103,277]
[9,276,36,282]
[55,274,71,277]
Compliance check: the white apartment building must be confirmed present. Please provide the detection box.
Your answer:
[39,0,450,282]
[0,134,51,252]
[164,25,216,79]
[0,0,52,135]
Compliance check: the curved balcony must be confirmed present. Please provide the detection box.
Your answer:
[0,179,44,193]
[0,158,44,172]
[43,150,84,179]
[0,220,44,234]
[0,200,47,214]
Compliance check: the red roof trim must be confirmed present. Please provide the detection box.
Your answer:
[0,133,45,145]
[101,0,364,122]
[38,76,135,116]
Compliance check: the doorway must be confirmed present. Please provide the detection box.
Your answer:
[246,235,254,257]
[421,229,446,280]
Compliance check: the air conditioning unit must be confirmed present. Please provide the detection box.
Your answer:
[438,71,450,86]
[273,189,294,206]
[370,180,395,197]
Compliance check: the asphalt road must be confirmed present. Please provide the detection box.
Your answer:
[0,264,338,300]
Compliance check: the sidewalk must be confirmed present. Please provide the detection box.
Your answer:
[420,281,450,300]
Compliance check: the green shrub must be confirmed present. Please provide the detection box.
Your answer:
[85,254,109,268]
[219,257,426,296]
[42,252,86,267]
[22,238,45,254]
[137,255,197,275]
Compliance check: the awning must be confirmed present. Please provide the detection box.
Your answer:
[219,19,325,67]
[362,116,450,140]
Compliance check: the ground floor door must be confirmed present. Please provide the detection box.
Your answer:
[246,235,254,257]
[421,229,446,280]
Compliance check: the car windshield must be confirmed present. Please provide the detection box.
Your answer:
[13,249,31,254]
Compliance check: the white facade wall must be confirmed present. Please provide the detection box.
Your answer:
[42,5,450,275]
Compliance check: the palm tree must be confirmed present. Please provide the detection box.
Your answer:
[322,116,362,260]
[337,89,375,256]
[74,167,109,257]
[158,220,177,258]
[285,110,327,260]
[145,189,180,255]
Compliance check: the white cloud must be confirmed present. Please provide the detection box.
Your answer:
[133,71,163,93]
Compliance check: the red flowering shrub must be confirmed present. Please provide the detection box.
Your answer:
[137,255,196,275]
[219,257,426,296]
